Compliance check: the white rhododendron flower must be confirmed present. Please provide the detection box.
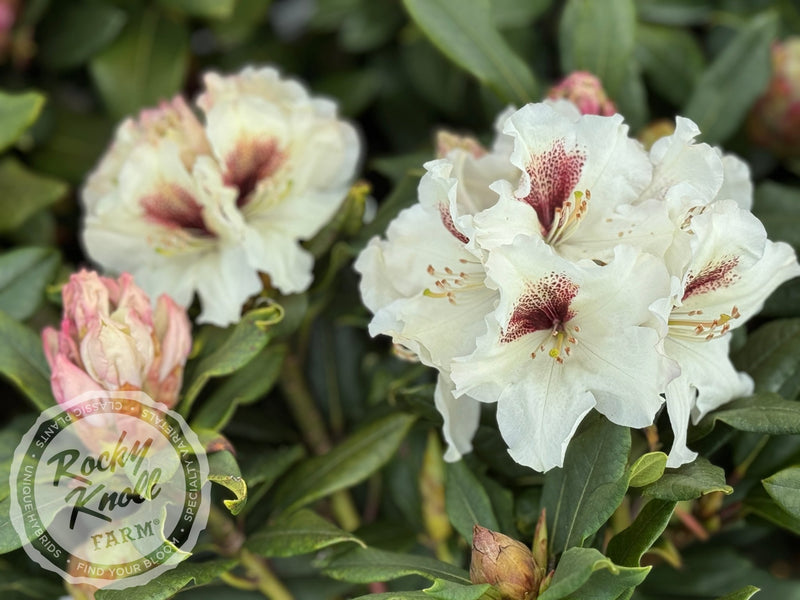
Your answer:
[83,66,360,326]
[358,100,799,471]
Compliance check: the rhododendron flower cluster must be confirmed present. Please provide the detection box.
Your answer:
[356,101,800,472]
[82,67,360,326]
[42,270,191,409]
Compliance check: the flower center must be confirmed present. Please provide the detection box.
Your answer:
[224,138,285,207]
[423,260,482,304]
[668,306,741,341]
[141,184,212,236]
[519,139,587,243]
[501,273,580,363]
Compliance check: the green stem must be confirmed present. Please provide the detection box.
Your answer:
[732,434,770,483]
[240,549,294,600]
[279,352,361,531]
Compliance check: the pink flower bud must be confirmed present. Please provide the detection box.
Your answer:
[470,525,539,600]
[748,38,800,160]
[42,270,192,407]
[546,71,617,116]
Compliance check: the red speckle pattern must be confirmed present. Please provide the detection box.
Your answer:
[439,204,469,244]
[225,138,285,207]
[141,184,209,234]
[682,256,740,301]
[520,140,585,234]
[502,273,579,343]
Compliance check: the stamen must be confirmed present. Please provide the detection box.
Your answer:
[544,189,591,246]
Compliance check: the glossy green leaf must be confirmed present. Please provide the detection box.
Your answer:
[207,450,247,515]
[559,0,636,96]
[0,90,45,152]
[606,499,676,567]
[353,593,430,600]
[95,558,236,600]
[714,586,761,600]
[537,547,650,600]
[683,11,777,144]
[744,487,800,536]
[695,392,800,437]
[191,344,287,431]
[763,466,800,520]
[320,546,471,585]
[643,457,732,501]
[0,309,54,411]
[157,0,236,19]
[614,62,649,132]
[754,181,800,254]
[0,158,67,233]
[0,247,59,321]
[246,508,365,558]
[490,0,552,28]
[628,452,667,488]
[38,2,127,69]
[445,460,500,543]
[635,0,713,25]
[635,23,705,106]
[424,579,499,600]
[402,0,538,104]
[732,320,800,399]
[0,496,23,553]
[541,416,631,554]
[180,305,283,414]
[89,9,190,119]
[272,413,416,514]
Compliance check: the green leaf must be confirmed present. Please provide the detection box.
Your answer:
[0,158,67,233]
[0,90,45,152]
[559,0,636,96]
[89,9,190,119]
[754,182,800,254]
[541,415,631,554]
[762,466,800,520]
[635,0,713,26]
[714,586,761,600]
[537,547,650,600]
[37,2,127,70]
[606,499,676,567]
[191,344,287,431]
[320,546,472,585]
[0,247,59,321]
[445,460,500,543]
[0,309,54,411]
[642,457,732,501]
[180,305,283,414]
[732,320,800,400]
[490,0,552,28]
[628,452,667,488]
[207,450,247,515]
[744,487,800,535]
[157,0,236,19]
[95,558,236,600]
[246,508,365,558]
[0,496,23,553]
[425,579,499,600]
[683,11,777,144]
[635,23,705,106]
[273,413,416,514]
[353,594,430,600]
[402,0,538,105]
[694,393,800,437]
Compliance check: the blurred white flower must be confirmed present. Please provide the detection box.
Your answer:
[83,66,360,326]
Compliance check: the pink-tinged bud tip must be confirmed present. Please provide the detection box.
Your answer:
[546,71,617,116]
[470,525,539,600]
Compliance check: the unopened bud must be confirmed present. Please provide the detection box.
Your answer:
[436,130,487,159]
[748,38,800,162]
[470,525,538,600]
[546,71,617,116]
